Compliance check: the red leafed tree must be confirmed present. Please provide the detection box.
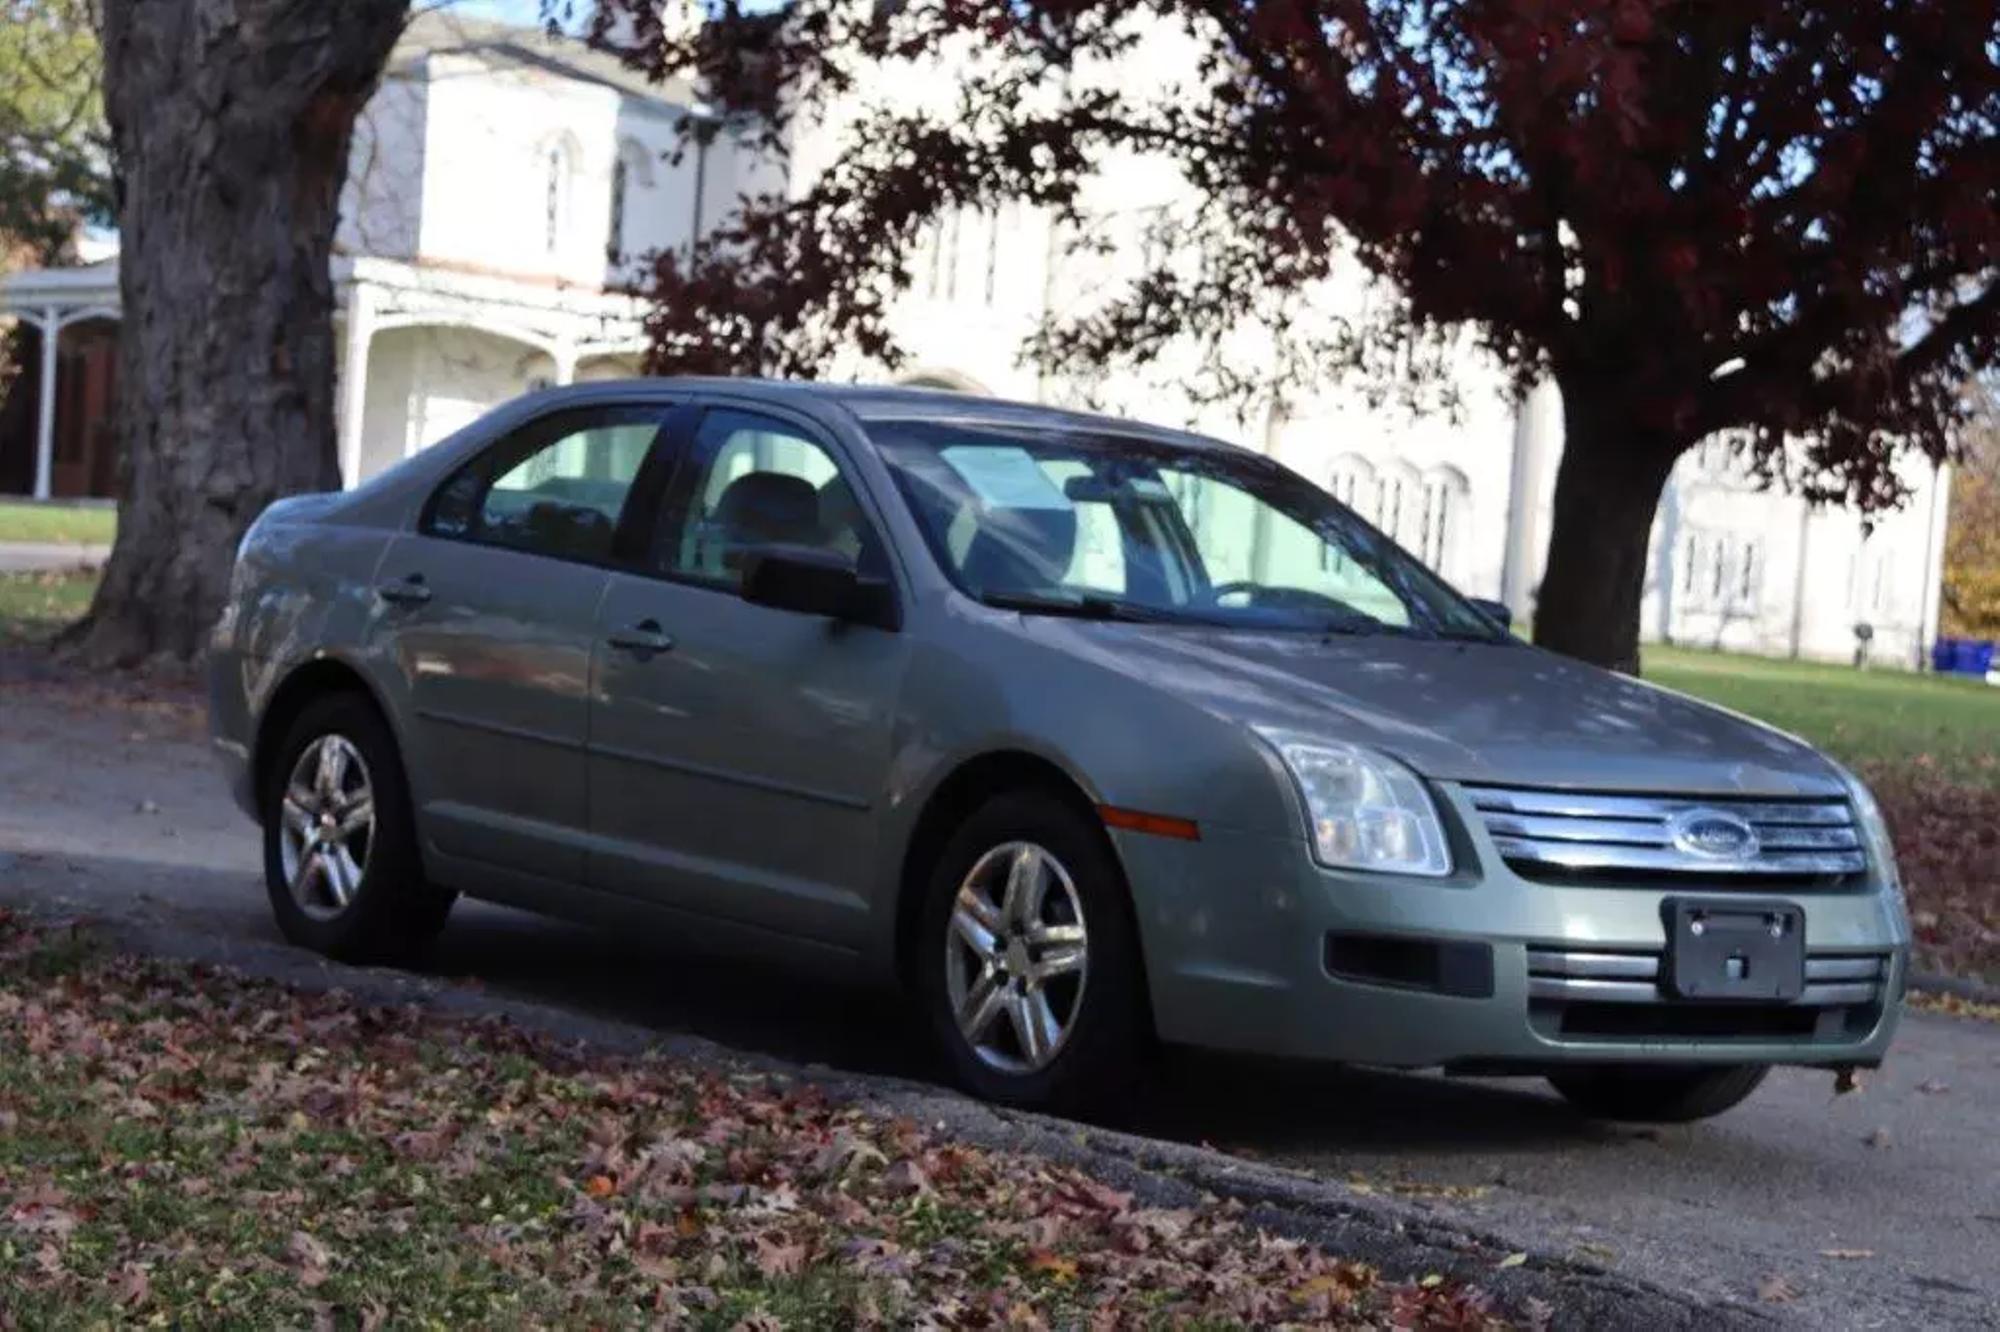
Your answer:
[593,0,2000,672]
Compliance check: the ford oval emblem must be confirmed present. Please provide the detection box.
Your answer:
[1666,808,1761,861]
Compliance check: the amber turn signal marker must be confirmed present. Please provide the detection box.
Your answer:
[1097,804,1201,841]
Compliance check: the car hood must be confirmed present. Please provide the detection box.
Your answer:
[1039,623,1845,797]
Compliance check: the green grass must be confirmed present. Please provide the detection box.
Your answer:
[0,500,116,546]
[1644,643,2000,783]
[0,568,98,643]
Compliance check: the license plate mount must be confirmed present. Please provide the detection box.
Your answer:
[1664,898,1805,1002]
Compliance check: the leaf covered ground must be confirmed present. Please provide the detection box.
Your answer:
[0,914,1507,1329]
[1865,768,2000,986]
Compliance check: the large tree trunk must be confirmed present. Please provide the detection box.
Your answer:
[67,0,408,668]
[1532,386,1685,674]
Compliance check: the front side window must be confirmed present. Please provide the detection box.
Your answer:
[872,420,1503,640]
[427,406,666,564]
[651,408,882,589]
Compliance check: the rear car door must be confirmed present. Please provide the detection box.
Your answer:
[586,403,911,947]
[372,400,674,885]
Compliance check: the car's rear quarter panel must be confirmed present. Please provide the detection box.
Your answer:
[211,512,400,809]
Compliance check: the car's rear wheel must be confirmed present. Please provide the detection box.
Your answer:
[262,692,454,964]
[918,790,1149,1116]
[1548,1064,1769,1123]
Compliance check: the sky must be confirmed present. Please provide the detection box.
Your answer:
[443,0,569,28]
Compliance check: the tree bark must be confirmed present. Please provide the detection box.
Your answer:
[68,0,408,668]
[1531,385,1685,674]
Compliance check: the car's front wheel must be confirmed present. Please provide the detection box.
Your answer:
[262,691,454,964]
[918,790,1150,1116]
[1548,1064,1770,1123]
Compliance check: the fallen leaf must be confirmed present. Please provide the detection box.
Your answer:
[583,1173,616,1199]
[1917,1078,1950,1095]
[1833,1067,1865,1095]
[754,1237,807,1276]
[880,1158,930,1198]
[1863,1127,1892,1149]
[1496,1251,1529,1269]
[1025,1248,1078,1281]
[115,1262,150,1308]
[1757,1274,1800,1303]
[287,1230,332,1288]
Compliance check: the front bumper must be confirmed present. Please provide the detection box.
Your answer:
[1116,789,1909,1071]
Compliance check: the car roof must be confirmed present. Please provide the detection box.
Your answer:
[531,376,1248,456]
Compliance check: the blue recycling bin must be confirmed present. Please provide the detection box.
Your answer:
[1933,638,1960,673]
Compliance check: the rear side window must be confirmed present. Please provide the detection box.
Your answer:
[425,405,669,564]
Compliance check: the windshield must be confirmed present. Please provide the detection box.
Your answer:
[871,420,1505,641]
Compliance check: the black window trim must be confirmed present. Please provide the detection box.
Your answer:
[615,399,908,620]
[415,398,689,574]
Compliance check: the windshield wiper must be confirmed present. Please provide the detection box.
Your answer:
[1317,608,1394,638]
[978,591,1180,623]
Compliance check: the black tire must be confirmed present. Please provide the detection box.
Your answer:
[261,691,454,964]
[1548,1064,1770,1123]
[916,789,1151,1118]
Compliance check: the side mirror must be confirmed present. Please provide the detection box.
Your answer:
[1468,597,1514,631]
[740,545,899,629]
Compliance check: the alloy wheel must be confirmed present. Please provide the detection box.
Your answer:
[278,734,376,922]
[943,841,1089,1073]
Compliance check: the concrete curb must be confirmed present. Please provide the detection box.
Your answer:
[1909,970,2000,1006]
[0,541,112,574]
[8,903,1768,1332]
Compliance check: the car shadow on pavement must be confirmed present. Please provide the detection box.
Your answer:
[416,903,1611,1157]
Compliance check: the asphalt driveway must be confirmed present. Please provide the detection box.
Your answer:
[2,677,1994,1329]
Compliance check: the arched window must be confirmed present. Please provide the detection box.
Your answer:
[541,136,578,255]
[1416,466,1470,573]
[608,157,629,261]
[1377,462,1422,543]
[1327,454,1377,513]
[607,139,655,263]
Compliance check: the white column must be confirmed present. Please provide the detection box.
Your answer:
[1500,380,1559,619]
[337,283,374,488]
[1651,473,1680,643]
[552,341,579,386]
[31,307,59,500]
[1916,459,1953,668]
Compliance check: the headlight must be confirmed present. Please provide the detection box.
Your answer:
[1255,729,1452,877]
[1836,763,1903,901]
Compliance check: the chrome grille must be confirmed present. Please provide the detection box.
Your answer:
[1462,786,1866,880]
[1526,947,1889,1007]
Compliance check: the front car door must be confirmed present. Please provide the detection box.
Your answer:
[373,400,674,886]
[587,403,911,947]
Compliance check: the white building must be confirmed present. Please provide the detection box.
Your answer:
[0,11,1952,667]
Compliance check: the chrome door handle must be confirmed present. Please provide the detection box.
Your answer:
[377,576,432,606]
[606,620,675,655]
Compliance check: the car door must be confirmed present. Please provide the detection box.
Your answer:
[373,400,675,885]
[587,403,911,946]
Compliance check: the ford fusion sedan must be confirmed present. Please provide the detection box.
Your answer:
[209,379,1910,1120]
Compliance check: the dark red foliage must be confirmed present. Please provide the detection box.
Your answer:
[583,1,1999,667]
[591,0,1996,498]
